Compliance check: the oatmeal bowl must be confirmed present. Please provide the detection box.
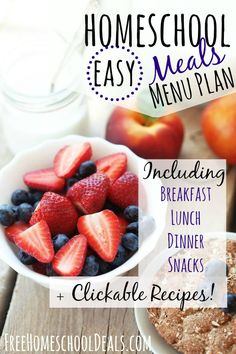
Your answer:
[135,232,236,354]
[0,135,166,288]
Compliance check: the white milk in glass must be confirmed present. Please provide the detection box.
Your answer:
[0,31,88,154]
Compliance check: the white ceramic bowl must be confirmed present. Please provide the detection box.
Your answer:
[135,232,236,354]
[0,135,166,288]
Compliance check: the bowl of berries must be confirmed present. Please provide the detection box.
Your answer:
[0,135,164,288]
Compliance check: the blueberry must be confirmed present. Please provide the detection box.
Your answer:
[111,245,127,268]
[11,189,30,206]
[66,177,78,190]
[205,259,228,279]
[12,206,19,221]
[18,250,36,265]
[29,190,44,204]
[223,293,236,314]
[0,204,16,226]
[122,232,138,252]
[98,259,112,274]
[53,234,70,252]
[46,263,58,276]
[77,161,97,179]
[126,222,139,235]
[17,203,33,223]
[124,205,140,222]
[82,255,99,276]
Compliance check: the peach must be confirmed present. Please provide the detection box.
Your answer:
[106,107,184,159]
[202,94,236,165]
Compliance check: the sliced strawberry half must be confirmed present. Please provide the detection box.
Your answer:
[52,235,87,276]
[24,168,65,192]
[54,143,92,178]
[95,152,127,183]
[77,210,120,262]
[5,222,30,243]
[67,173,109,214]
[108,172,138,209]
[117,215,128,237]
[14,220,54,263]
[30,192,78,236]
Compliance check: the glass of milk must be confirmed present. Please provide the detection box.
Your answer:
[0,30,88,154]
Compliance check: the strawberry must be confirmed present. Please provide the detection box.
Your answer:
[14,220,54,263]
[5,222,29,243]
[95,152,127,183]
[54,143,92,178]
[52,235,87,276]
[108,172,138,209]
[30,205,42,225]
[77,210,120,262]
[32,262,47,275]
[24,168,65,192]
[67,173,109,214]
[30,192,78,236]
[118,215,128,237]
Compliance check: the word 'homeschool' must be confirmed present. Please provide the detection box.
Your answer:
[85,14,229,48]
